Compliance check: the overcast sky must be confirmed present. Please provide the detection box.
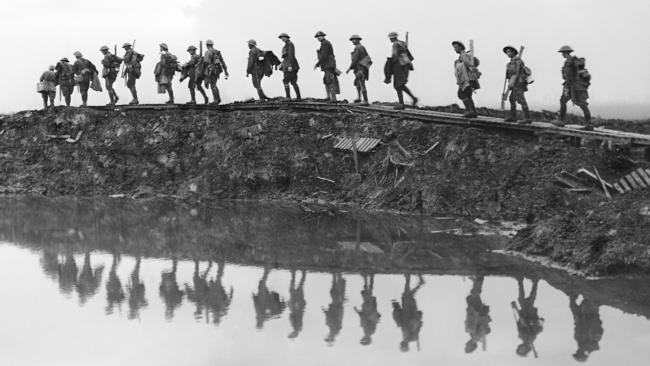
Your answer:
[1,0,649,118]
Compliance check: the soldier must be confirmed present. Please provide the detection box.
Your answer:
[38,65,57,110]
[182,45,209,104]
[452,41,479,118]
[203,39,229,105]
[55,58,75,107]
[278,33,301,101]
[122,42,142,105]
[386,32,417,110]
[346,34,370,105]
[155,43,177,104]
[555,45,592,129]
[246,39,269,101]
[71,51,98,107]
[313,31,340,102]
[503,46,531,124]
[100,45,123,105]
[570,294,603,362]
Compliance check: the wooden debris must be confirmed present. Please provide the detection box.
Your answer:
[351,138,360,174]
[423,141,440,155]
[612,183,625,195]
[569,188,593,194]
[317,176,335,184]
[334,137,381,152]
[619,178,632,192]
[577,168,614,190]
[555,176,578,189]
[320,133,334,140]
[66,131,83,143]
[593,167,611,200]
[630,171,647,188]
[637,168,650,186]
[625,175,639,190]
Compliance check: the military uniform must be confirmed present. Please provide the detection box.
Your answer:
[155,44,177,104]
[348,35,370,105]
[55,58,75,107]
[203,40,229,104]
[453,41,478,118]
[279,33,301,100]
[558,46,591,126]
[503,46,531,123]
[122,43,142,105]
[100,46,123,105]
[247,40,269,100]
[183,46,208,104]
[387,32,417,109]
[71,52,98,107]
[39,66,57,109]
[314,31,339,102]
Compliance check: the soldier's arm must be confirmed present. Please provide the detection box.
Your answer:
[349,47,360,71]
[102,55,111,67]
[219,52,228,74]
[246,49,254,75]
[288,43,296,68]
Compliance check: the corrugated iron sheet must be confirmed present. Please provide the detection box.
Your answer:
[334,137,381,152]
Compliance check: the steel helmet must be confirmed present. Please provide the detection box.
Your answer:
[314,31,326,37]
[60,57,69,62]
[278,33,290,39]
[100,45,109,51]
[73,51,83,57]
[49,65,55,71]
[122,42,132,48]
[349,34,362,41]
[187,45,197,52]
[159,43,168,50]
[247,39,257,46]
[503,45,518,55]
[206,39,214,45]
[558,45,573,53]
[452,41,465,50]
[388,32,398,38]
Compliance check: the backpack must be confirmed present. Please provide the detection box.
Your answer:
[520,62,534,84]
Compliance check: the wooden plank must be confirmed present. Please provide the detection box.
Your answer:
[646,169,650,178]
[626,175,640,190]
[577,169,614,189]
[637,168,650,186]
[593,167,612,200]
[630,171,648,188]
[619,178,632,192]
[555,176,578,189]
[613,183,625,195]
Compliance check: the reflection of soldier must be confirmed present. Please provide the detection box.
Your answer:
[253,266,286,329]
[159,259,184,320]
[355,273,381,345]
[205,259,234,325]
[464,276,491,354]
[392,274,424,352]
[40,248,60,280]
[323,272,346,344]
[127,256,148,320]
[288,269,307,339]
[105,254,125,315]
[76,252,104,305]
[57,250,78,295]
[511,277,544,358]
[570,295,603,362]
[185,259,212,320]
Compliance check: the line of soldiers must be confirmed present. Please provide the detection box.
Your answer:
[39,34,593,128]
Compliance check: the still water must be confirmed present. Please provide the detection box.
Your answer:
[0,197,648,366]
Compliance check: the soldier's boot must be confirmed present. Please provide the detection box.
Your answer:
[64,95,71,107]
[520,105,532,124]
[129,87,139,105]
[49,95,55,107]
[81,92,88,107]
[552,103,567,126]
[165,87,174,104]
[293,84,302,101]
[328,87,337,103]
[41,95,48,110]
[462,99,478,118]
[284,85,291,99]
[361,91,369,105]
[394,90,405,109]
[113,91,119,105]
[197,87,208,104]
[354,87,361,103]
[257,88,269,101]
[187,89,197,104]
[107,92,115,106]
[504,103,517,122]
[211,87,221,104]
[403,86,418,106]
[581,105,593,130]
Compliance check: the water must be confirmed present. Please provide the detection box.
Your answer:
[0,197,648,366]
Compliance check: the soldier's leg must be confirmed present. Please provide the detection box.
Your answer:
[64,90,71,107]
[505,90,517,122]
[559,87,571,121]
[41,92,48,110]
[518,91,532,123]
[165,84,174,104]
[80,82,89,107]
[127,76,139,104]
[210,80,220,104]
[48,91,55,107]
[359,78,369,104]
[291,81,301,101]
[195,78,208,104]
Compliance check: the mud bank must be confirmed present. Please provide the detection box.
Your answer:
[1,105,649,275]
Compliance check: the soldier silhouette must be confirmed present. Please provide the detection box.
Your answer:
[288,269,307,339]
[127,256,148,320]
[185,259,212,321]
[464,276,491,354]
[355,273,381,346]
[323,272,346,345]
[392,274,424,352]
[57,250,78,295]
[105,253,125,315]
[76,251,104,306]
[205,258,234,325]
[570,294,604,362]
[511,277,544,358]
[253,266,286,329]
[159,258,184,320]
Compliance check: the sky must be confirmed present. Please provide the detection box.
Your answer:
[1,0,649,118]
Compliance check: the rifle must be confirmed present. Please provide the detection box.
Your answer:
[405,32,409,47]
[469,40,475,67]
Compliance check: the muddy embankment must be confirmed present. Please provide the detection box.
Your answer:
[1,105,649,275]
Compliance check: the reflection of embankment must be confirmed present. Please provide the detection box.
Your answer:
[1,197,649,319]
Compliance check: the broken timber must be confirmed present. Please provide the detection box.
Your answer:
[334,137,381,152]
